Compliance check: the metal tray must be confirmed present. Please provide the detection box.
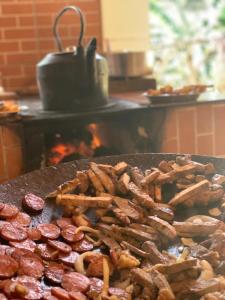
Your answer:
[144,93,199,105]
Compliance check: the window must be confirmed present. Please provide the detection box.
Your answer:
[149,0,225,89]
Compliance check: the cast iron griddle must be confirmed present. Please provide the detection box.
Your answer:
[0,153,225,226]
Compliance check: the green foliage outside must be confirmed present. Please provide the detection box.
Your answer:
[149,0,225,87]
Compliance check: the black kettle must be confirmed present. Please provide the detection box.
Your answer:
[37,6,109,112]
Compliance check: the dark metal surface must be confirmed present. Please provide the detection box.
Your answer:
[0,153,225,226]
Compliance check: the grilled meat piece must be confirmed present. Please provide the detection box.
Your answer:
[147,216,177,240]
[112,208,130,225]
[142,241,170,264]
[155,259,197,275]
[128,182,155,208]
[131,268,154,287]
[169,179,209,207]
[113,196,140,221]
[150,269,175,300]
[159,160,173,173]
[56,194,112,208]
[141,170,160,186]
[118,173,130,194]
[130,167,144,188]
[90,162,115,195]
[87,169,105,193]
[114,162,128,175]
[112,225,155,243]
[149,204,174,221]
[173,221,220,237]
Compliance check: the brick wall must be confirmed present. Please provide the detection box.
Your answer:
[161,103,225,157]
[0,0,102,92]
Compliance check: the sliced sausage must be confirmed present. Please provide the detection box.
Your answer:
[47,240,72,254]
[3,280,17,297]
[27,228,42,241]
[0,255,18,278]
[37,224,60,240]
[0,223,27,242]
[87,277,103,298]
[109,287,129,299]
[22,193,45,213]
[69,291,88,300]
[59,251,80,267]
[62,272,90,293]
[18,254,44,279]
[0,221,10,229]
[0,204,18,219]
[44,263,65,285]
[71,239,94,253]
[56,218,73,229]
[0,292,7,300]
[51,287,70,300]
[43,290,58,300]
[9,239,36,252]
[61,225,84,243]
[0,245,13,256]
[7,212,31,227]
[36,244,58,261]
[12,248,38,262]
[16,276,43,300]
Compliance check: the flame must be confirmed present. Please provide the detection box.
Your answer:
[88,123,102,149]
[48,123,104,165]
[49,143,78,165]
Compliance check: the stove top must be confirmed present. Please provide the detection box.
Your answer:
[18,97,147,126]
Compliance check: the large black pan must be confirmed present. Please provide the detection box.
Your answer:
[0,153,225,226]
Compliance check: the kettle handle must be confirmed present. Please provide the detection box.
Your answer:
[53,6,85,52]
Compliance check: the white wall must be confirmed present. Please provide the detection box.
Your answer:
[100,0,150,52]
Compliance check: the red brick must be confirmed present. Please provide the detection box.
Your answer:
[2,125,23,148]
[0,41,19,52]
[0,0,102,92]
[34,1,99,14]
[73,1,100,12]
[5,146,24,179]
[7,77,33,90]
[38,39,55,51]
[36,15,53,26]
[0,128,7,181]
[196,105,212,134]
[2,3,33,15]
[0,55,5,65]
[23,65,36,76]
[4,29,36,39]
[19,16,35,26]
[177,108,196,154]
[196,134,213,155]
[86,24,101,36]
[1,65,23,77]
[214,105,225,156]
[163,109,177,140]
[85,12,101,24]
[6,53,38,64]
[34,2,69,14]
[37,27,68,38]
[21,41,38,51]
[161,138,178,153]
[0,17,17,27]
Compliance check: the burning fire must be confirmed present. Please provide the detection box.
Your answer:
[48,123,104,165]
[88,123,102,149]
